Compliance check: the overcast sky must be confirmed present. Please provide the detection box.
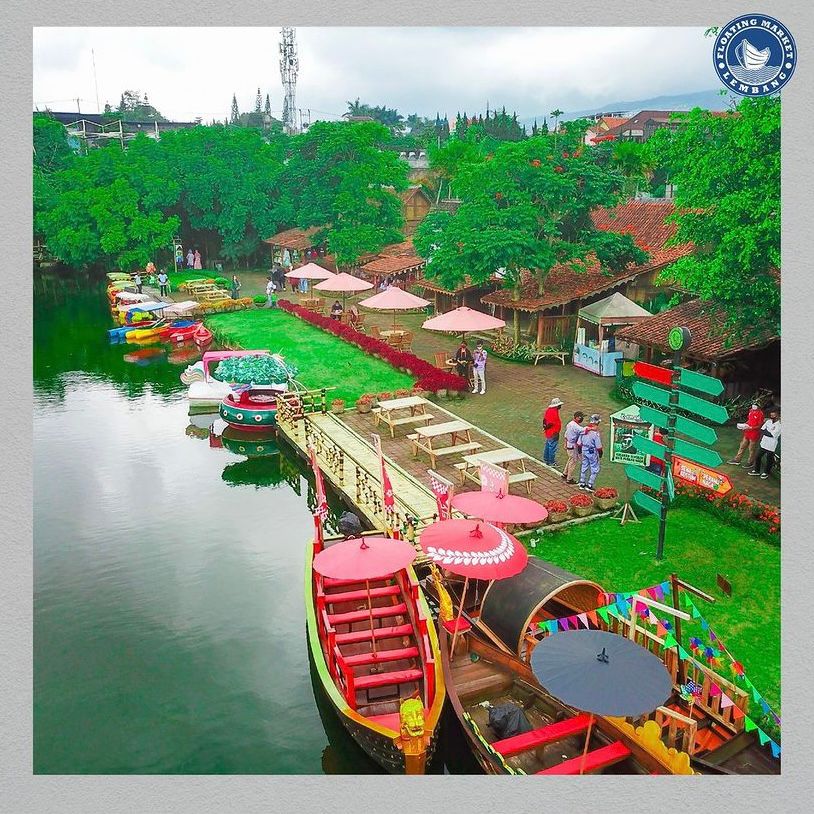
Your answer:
[33,27,720,123]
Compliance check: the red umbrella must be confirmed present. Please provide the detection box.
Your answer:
[313,536,417,656]
[451,491,548,526]
[358,287,431,331]
[419,519,527,653]
[422,306,505,340]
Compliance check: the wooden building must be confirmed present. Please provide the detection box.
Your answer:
[480,200,693,348]
[400,186,434,235]
[616,298,780,398]
[263,226,338,270]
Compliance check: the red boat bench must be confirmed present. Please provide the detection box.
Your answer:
[493,714,592,757]
[343,646,419,668]
[353,668,424,691]
[324,585,401,605]
[536,741,631,775]
[335,624,413,646]
[327,602,407,627]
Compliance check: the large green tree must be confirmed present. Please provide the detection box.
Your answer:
[278,120,408,265]
[646,98,780,335]
[415,129,646,341]
[33,114,75,222]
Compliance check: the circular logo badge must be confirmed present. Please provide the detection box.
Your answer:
[714,15,796,96]
[668,327,690,351]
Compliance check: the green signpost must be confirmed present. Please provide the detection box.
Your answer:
[629,327,728,560]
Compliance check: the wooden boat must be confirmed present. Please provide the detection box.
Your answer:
[181,350,272,409]
[305,533,445,774]
[218,387,284,432]
[431,566,692,775]
[435,558,779,775]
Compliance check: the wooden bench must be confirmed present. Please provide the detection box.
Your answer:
[536,740,631,775]
[418,442,482,468]
[533,350,568,366]
[493,714,592,757]
[452,463,538,495]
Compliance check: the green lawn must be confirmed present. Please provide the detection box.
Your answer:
[204,308,414,404]
[529,508,780,710]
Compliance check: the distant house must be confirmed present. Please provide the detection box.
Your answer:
[36,111,199,148]
[400,186,433,235]
[584,116,629,145]
[599,110,685,143]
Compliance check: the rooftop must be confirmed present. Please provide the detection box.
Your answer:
[263,226,324,251]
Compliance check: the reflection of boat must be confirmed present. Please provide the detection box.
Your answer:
[167,346,202,366]
[122,347,166,365]
[221,427,279,457]
[736,39,771,70]
[305,533,445,774]
[221,456,287,488]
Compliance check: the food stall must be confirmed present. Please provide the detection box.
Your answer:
[609,404,653,466]
[572,292,651,376]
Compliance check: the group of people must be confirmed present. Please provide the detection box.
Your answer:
[542,399,604,492]
[176,248,202,271]
[450,339,488,395]
[728,402,781,479]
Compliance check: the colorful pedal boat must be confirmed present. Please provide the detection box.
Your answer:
[218,388,283,432]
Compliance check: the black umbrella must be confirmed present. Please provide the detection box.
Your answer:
[531,629,673,774]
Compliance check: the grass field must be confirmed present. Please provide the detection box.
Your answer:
[530,508,780,710]
[205,308,414,404]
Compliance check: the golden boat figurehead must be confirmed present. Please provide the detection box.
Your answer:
[395,697,428,773]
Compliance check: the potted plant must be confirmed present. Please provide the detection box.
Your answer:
[330,398,345,415]
[544,499,569,524]
[394,388,411,399]
[355,394,374,414]
[594,487,619,511]
[377,392,393,404]
[569,493,595,518]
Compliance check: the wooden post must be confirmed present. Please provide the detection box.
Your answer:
[449,576,469,659]
[671,573,685,685]
[579,714,595,775]
[536,313,544,349]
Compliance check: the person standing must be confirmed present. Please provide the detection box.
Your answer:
[728,403,765,467]
[452,340,473,379]
[193,249,203,270]
[647,427,667,475]
[472,340,488,394]
[299,275,308,294]
[749,407,781,480]
[157,269,169,298]
[577,414,603,492]
[230,274,241,300]
[542,397,564,466]
[133,271,143,294]
[289,274,299,294]
[186,248,195,269]
[561,411,584,484]
[265,276,277,307]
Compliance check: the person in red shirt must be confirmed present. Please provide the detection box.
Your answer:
[542,397,564,466]
[727,403,764,467]
[647,427,667,474]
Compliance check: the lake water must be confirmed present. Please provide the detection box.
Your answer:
[33,275,404,774]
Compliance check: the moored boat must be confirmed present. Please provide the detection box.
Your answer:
[218,387,284,432]
[306,531,445,774]
[181,350,272,409]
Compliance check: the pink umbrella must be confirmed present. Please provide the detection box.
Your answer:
[451,491,548,526]
[422,306,506,340]
[358,287,431,331]
[284,262,335,280]
[313,536,417,656]
[419,518,527,653]
[314,272,373,309]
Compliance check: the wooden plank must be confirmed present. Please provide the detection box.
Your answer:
[462,448,527,465]
[377,396,427,410]
[414,420,472,438]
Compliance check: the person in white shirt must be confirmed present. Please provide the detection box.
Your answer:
[749,407,781,480]
[561,411,584,484]
[265,276,277,307]
[472,340,488,394]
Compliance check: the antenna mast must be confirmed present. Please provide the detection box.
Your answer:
[279,27,299,134]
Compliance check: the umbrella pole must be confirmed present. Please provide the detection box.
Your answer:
[579,713,594,775]
[449,576,469,659]
[366,578,379,661]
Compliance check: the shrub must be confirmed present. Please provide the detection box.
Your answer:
[569,493,594,508]
[594,487,618,499]
[214,276,229,287]
[377,392,393,402]
[544,500,569,514]
[253,295,267,305]
[356,394,374,406]
[394,388,412,398]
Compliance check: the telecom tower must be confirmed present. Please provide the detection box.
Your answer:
[279,27,299,134]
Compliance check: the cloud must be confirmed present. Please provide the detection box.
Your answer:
[33,26,718,122]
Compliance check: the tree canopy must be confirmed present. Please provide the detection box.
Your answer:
[646,97,780,335]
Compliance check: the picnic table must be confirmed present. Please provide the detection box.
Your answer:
[380,329,407,339]
[453,447,538,495]
[373,396,434,439]
[408,419,481,469]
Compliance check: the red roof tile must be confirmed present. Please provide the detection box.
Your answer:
[263,226,323,251]
[616,298,778,361]
[360,254,426,277]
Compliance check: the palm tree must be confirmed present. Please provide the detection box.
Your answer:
[550,108,564,149]
[344,98,367,118]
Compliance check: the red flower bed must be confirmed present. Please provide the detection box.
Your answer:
[278,300,468,391]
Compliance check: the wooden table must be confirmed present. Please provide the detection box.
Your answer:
[455,447,538,495]
[380,329,407,339]
[409,420,481,469]
[373,396,433,439]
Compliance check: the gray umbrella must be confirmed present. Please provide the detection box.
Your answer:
[531,629,673,773]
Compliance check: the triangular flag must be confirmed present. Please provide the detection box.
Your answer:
[770,741,781,759]
[709,629,717,642]
[691,605,702,619]
[559,617,570,631]
[548,620,559,634]
[681,592,693,608]
[616,601,629,617]
[709,683,722,697]
[663,620,673,631]
[660,580,671,596]
[647,587,658,600]
[595,606,608,625]
[677,646,690,661]
[731,705,746,720]
[568,615,578,630]
[757,729,770,746]
[720,693,734,709]
[701,619,709,631]
[716,640,726,652]
[578,613,589,629]
[656,622,668,638]
[744,715,757,733]
[751,686,762,703]
[663,633,678,649]
[731,661,744,676]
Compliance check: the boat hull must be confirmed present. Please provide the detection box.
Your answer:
[218,394,278,432]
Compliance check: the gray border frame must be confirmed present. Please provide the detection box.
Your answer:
[5,1,814,811]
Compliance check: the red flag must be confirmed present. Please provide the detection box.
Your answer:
[428,469,454,521]
[308,445,328,521]
[479,460,509,495]
[372,434,395,512]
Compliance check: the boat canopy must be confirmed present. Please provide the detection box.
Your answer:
[201,349,271,377]
[163,300,199,316]
[479,558,605,657]
[116,301,167,313]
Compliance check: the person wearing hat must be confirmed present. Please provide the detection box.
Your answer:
[561,411,584,484]
[577,414,603,492]
[749,406,781,480]
[472,340,488,394]
[728,402,764,467]
[542,397,564,466]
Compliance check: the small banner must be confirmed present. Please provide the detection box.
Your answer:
[479,460,509,495]
[428,470,454,521]
[372,433,395,512]
[308,445,328,521]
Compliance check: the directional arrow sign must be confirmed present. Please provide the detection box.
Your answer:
[639,406,719,446]
[678,367,725,397]
[677,391,729,424]
[634,361,674,386]
[633,435,669,460]
[625,464,664,491]
[672,457,733,496]
[673,438,722,468]
[633,490,662,518]
[632,380,670,408]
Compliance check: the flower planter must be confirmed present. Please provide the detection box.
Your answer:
[547,510,569,524]
[595,497,618,511]
[435,389,448,399]
[330,401,345,415]
[571,505,594,518]
[356,403,372,414]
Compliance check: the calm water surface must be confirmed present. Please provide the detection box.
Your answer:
[33,275,394,774]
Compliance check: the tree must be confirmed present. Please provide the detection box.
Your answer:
[278,120,408,265]
[255,88,262,114]
[414,131,646,342]
[550,109,564,149]
[647,98,780,335]
[264,94,271,117]
[230,94,239,124]
[33,114,75,222]
[611,140,655,197]
[114,90,166,122]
